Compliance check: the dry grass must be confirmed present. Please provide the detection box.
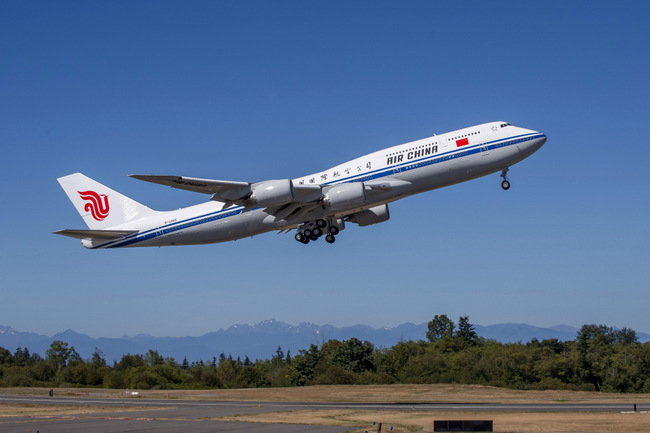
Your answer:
[0,403,158,418]
[214,409,650,433]
[130,383,650,404]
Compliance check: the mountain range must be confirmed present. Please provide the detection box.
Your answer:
[1,320,648,364]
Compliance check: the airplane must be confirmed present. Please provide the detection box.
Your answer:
[55,121,546,249]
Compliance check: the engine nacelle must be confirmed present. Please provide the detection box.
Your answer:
[347,204,390,227]
[324,182,366,211]
[250,179,295,207]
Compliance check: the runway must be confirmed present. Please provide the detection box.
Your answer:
[0,395,647,433]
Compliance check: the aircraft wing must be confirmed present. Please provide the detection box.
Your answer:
[129,175,250,198]
[130,174,323,207]
[53,229,138,240]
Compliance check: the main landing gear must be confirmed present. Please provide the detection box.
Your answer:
[295,219,341,245]
[500,167,511,190]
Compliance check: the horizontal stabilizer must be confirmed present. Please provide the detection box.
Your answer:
[53,229,138,240]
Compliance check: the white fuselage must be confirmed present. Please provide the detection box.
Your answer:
[84,121,546,248]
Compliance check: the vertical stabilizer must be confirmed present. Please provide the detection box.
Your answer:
[58,173,158,230]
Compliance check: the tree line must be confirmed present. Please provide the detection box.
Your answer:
[1,316,649,393]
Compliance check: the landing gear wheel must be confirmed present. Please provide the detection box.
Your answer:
[300,237,310,244]
[500,167,510,190]
[325,234,336,243]
[309,233,319,241]
[295,233,304,242]
[313,227,322,237]
[316,219,327,228]
[329,226,339,235]
[303,229,312,238]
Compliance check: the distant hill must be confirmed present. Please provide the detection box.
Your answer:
[1,321,648,364]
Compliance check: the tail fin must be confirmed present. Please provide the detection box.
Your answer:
[58,173,158,230]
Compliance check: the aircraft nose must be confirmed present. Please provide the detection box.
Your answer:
[522,131,546,156]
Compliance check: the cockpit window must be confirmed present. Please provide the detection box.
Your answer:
[500,123,511,128]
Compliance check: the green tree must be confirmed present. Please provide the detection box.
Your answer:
[104,369,127,389]
[577,324,615,391]
[330,338,375,374]
[426,314,455,342]
[91,348,107,367]
[455,315,479,348]
[29,361,55,382]
[216,354,239,387]
[289,344,320,386]
[614,327,638,345]
[576,324,641,391]
[0,347,12,364]
[268,346,290,387]
[13,347,32,366]
[382,340,427,381]
[115,354,147,370]
[61,360,87,384]
[46,340,74,371]
[144,349,164,367]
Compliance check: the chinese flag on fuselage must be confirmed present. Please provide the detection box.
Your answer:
[456,138,469,147]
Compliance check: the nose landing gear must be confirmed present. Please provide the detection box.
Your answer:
[500,167,510,190]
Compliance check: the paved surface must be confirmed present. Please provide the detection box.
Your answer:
[0,395,647,433]
[0,396,357,433]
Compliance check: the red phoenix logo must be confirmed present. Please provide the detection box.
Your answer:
[78,190,110,221]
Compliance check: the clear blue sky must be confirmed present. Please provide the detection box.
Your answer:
[1,1,649,338]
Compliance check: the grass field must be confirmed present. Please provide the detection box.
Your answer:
[1,384,649,432]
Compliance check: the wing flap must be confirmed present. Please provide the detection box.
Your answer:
[53,229,138,240]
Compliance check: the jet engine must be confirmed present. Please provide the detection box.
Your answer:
[250,179,295,207]
[347,204,390,227]
[324,182,367,211]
